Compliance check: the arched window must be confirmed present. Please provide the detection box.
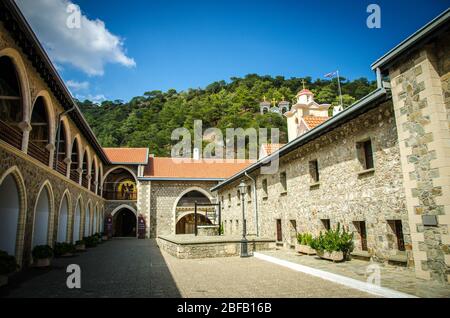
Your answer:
[0,173,20,255]
[55,120,68,175]
[0,56,23,149]
[57,194,69,242]
[73,200,82,242]
[29,97,50,165]
[103,168,137,200]
[90,159,97,193]
[33,185,51,247]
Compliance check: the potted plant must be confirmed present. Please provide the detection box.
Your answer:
[32,245,53,267]
[75,240,86,251]
[0,250,18,287]
[101,232,108,241]
[295,233,316,255]
[310,223,354,262]
[54,242,75,257]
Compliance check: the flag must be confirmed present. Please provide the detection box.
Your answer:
[324,71,337,78]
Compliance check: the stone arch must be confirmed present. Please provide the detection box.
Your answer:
[0,166,27,265]
[92,156,99,194]
[31,180,55,247]
[0,48,32,132]
[111,204,137,216]
[93,203,99,234]
[84,200,93,237]
[30,90,56,145]
[102,165,138,185]
[172,187,213,234]
[73,195,83,242]
[81,147,91,189]
[57,190,71,243]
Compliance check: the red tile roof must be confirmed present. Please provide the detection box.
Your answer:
[103,148,149,164]
[144,157,254,179]
[261,143,285,155]
[296,88,313,96]
[303,116,329,129]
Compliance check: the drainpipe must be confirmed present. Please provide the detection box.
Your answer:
[376,67,383,89]
[244,171,259,237]
[54,106,75,170]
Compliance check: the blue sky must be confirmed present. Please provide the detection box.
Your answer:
[17,0,449,103]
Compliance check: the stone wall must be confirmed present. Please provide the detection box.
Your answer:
[388,31,450,283]
[0,143,104,266]
[137,180,219,238]
[218,101,412,264]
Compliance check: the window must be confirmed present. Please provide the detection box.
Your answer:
[321,219,331,231]
[236,220,239,233]
[237,190,241,205]
[355,221,368,251]
[280,172,287,193]
[389,220,405,251]
[262,179,268,198]
[357,139,374,170]
[309,160,319,183]
[247,185,252,201]
[228,193,231,207]
[276,219,282,242]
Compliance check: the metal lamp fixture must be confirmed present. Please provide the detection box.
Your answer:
[238,180,249,257]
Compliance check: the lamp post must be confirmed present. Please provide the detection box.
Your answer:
[238,180,249,257]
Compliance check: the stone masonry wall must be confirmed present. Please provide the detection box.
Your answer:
[137,180,218,238]
[388,31,450,283]
[218,100,412,264]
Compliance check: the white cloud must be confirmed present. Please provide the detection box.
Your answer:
[16,0,136,76]
[66,80,89,91]
[76,94,107,105]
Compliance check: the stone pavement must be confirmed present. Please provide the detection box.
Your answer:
[1,238,376,298]
[259,249,450,298]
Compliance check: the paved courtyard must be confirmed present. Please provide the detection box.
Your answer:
[1,238,375,298]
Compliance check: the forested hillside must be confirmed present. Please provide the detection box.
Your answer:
[78,74,376,156]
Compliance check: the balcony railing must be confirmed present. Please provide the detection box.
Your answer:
[103,191,137,201]
[81,176,89,188]
[0,119,22,150]
[70,169,79,183]
[55,160,67,176]
[27,140,50,166]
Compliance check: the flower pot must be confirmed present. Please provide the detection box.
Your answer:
[75,244,86,251]
[0,275,8,287]
[295,244,316,255]
[316,250,344,262]
[102,235,108,241]
[34,258,51,267]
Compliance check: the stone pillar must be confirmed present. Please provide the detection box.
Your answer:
[46,143,55,168]
[18,121,31,153]
[389,46,450,283]
[64,157,71,179]
[76,167,83,185]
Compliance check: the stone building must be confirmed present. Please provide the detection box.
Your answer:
[212,10,450,283]
[0,0,449,285]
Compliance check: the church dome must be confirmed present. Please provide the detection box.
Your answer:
[296,88,314,97]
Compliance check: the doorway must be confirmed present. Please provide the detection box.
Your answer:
[113,208,137,237]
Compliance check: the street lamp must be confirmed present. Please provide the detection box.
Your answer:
[238,180,250,257]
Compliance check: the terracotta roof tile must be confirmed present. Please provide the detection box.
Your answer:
[144,157,253,179]
[103,148,148,164]
[303,116,329,129]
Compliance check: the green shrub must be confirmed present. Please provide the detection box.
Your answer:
[0,250,18,275]
[310,223,354,256]
[75,240,85,246]
[84,236,98,248]
[53,243,75,257]
[32,245,53,259]
[297,233,314,246]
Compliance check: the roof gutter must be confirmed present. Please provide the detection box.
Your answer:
[211,87,389,192]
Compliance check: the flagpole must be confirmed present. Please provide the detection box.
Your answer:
[336,70,343,106]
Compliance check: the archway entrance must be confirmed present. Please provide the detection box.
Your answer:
[113,208,136,237]
[176,213,212,234]
[33,186,50,247]
[0,173,20,255]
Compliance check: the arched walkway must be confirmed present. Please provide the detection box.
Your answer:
[73,199,82,242]
[57,193,69,242]
[113,208,137,237]
[93,205,98,234]
[32,184,51,247]
[84,202,92,237]
[174,189,213,234]
[0,173,20,255]
[103,167,137,200]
